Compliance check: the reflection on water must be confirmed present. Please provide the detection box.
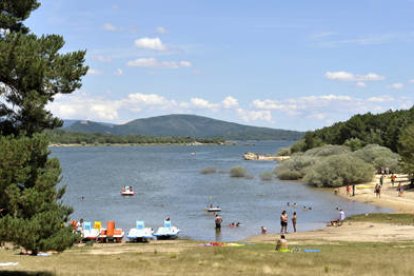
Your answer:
[51,141,390,241]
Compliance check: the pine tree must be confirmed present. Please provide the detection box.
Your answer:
[398,124,414,175]
[0,1,87,254]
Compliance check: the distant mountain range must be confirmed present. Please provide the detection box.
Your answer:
[62,114,303,140]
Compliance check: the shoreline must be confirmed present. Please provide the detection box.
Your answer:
[48,142,225,147]
[247,174,414,245]
[334,174,414,214]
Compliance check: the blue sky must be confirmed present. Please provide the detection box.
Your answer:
[27,0,414,130]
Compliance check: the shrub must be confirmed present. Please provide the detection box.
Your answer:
[260,171,274,181]
[277,147,291,156]
[344,138,365,151]
[200,167,217,174]
[275,155,317,180]
[290,139,306,153]
[230,166,248,178]
[303,154,374,187]
[353,144,400,172]
[304,144,351,157]
[275,167,303,180]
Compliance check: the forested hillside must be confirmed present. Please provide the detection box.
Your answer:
[293,106,414,153]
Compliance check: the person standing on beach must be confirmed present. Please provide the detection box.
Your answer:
[391,174,397,187]
[280,210,288,234]
[374,184,381,198]
[397,183,403,197]
[380,175,384,186]
[292,212,297,232]
[215,214,223,231]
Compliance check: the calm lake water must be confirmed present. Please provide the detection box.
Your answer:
[51,141,389,242]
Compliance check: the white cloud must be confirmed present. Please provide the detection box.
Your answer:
[87,68,102,76]
[126,93,170,106]
[325,71,354,81]
[222,96,239,108]
[48,94,120,121]
[389,83,404,90]
[367,96,394,102]
[314,33,414,48]
[310,31,336,40]
[325,71,384,82]
[356,81,366,88]
[190,98,219,110]
[47,92,413,130]
[156,27,167,34]
[92,55,112,63]
[114,68,123,76]
[307,113,327,120]
[236,109,272,123]
[103,23,118,32]
[134,37,166,51]
[126,58,192,69]
[319,95,352,101]
[409,79,414,83]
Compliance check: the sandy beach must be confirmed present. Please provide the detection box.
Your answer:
[248,174,414,246]
[335,174,414,213]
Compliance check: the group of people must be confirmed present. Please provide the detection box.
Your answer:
[214,214,242,231]
[280,210,297,234]
[375,173,405,198]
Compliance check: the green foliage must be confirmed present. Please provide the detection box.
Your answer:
[277,147,291,156]
[303,154,374,187]
[398,124,414,174]
[275,155,316,180]
[304,144,350,157]
[275,144,395,187]
[230,166,248,178]
[290,139,307,153]
[0,1,84,254]
[347,213,414,225]
[289,107,414,153]
[0,135,75,254]
[0,0,40,34]
[46,129,224,145]
[353,144,400,172]
[200,167,217,174]
[344,138,365,151]
[0,2,88,136]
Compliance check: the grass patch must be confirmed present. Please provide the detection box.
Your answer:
[2,241,414,275]
[347,213,414,225]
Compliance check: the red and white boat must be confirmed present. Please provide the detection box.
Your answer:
[121,185,135,196]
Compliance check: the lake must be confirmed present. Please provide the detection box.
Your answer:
[51,141,389,241]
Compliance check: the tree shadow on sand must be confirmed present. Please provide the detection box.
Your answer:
[0,272,54,276]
